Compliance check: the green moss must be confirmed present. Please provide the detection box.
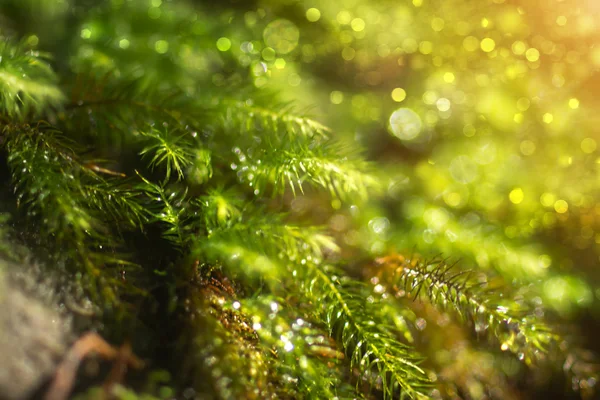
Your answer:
[0,1,598,399]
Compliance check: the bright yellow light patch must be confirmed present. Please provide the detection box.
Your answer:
[331,199,341,210]
[391,88,407,102]
[525,48,540,62]
[543,113,553,124]
[556,16,567,26]
[155,40,169,54]
[581,138,597,153]
[443,72,455,83]
[419,41,433,54]
[444,192,462,207]
[330,91,344,104]
[554,200,569,213]
[509,188,524,204]
[498,8,523,33]
[481,38,496,52]
[569,98,580,109]
[306,8,321,22]
[274,58,286,69]
[216,37,231,51]
[512,41,526,55]
[351,18,365,32]
[514,113,524,123]
[476,90,517,129]
[389,108,423,140]
[336,11,351,25]
[436,98,451,111]
[591,47,600,67]
[431,17,445,32]
[559,155,572,166]
[541,193,556,207]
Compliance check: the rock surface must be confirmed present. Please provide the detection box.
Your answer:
[0,259,71,400]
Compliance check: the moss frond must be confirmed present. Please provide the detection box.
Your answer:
[2,122,141,304]
[232,141,379,200]
[135,172,190,248]
[139,126,196,183]
[0,213,21,261]
[0,1,597,399]
[304,265,432,399]
[0,40,63,119]
[194,212,338,280]
[195,189,244,229]
[241,296,361,399]
[82,180,148,230]
[399,202,551,280]
[179,275,275,399]
[373,254,558,365]
[220,101,331,140]
[4,123,104,243]
[62,73,203,142]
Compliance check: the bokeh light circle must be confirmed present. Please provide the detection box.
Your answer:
[263,19,300,54]
[449,155,479,184]
[388,108,422,141]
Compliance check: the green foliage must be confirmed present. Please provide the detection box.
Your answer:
[305,266,431,399]
[378,256,557,364]
[0,213,16,259]
[178,279,276,399]
[136,172,189,247]
[139,127,196,183]
[4,123,103,245]
[235,140,379,200]
[0,40,63,118]
[194,211,338,280]
[82,180,147,230]
[221,101,331,140]
[0,0,598,399]
[73,370,175,400]
[241,296,360,399]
